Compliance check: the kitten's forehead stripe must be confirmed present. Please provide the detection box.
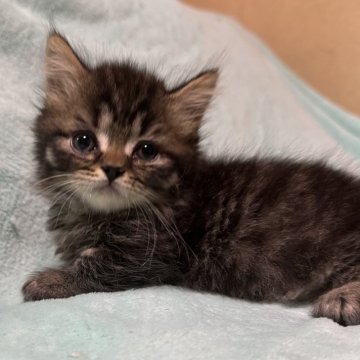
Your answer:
[139,114,155,137]
[98,104,113,133]
[97,133,109,152]
[126,98,149,126]
[93,64,164,130]
[129,113,146,140]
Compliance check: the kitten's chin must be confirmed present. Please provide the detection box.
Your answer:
[80,186,145,213]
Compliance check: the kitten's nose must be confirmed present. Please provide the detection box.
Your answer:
[102,166,125,183]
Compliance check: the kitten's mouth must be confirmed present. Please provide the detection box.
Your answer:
[96,183,119,194]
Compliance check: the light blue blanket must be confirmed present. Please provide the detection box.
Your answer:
[1,0,360,359]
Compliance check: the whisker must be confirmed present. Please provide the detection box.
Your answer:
[142,202,158,264]
[37,180,82,195]
[53,187,79,228]
[142,198,197,263]
[32,174,73,186]
[137,204,153,263]
[48,186,77,209]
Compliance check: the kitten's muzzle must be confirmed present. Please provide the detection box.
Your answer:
[102,166,125,183]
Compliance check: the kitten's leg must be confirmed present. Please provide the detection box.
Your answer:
[312,282,360,326]
[22,247,178,301]
[22,248,102,301]
[22,268,80,301]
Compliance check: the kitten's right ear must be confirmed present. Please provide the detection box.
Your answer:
[167,70,218,139]
[45,32,88,104]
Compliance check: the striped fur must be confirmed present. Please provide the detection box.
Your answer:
[24,32,360,326]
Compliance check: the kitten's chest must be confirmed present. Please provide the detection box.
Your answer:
[52,204,186,261]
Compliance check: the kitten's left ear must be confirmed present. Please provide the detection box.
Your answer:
[167,70,218,138]
[45,31,88,104]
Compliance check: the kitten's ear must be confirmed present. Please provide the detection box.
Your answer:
[168,70,218,138]
[45,32,88,104]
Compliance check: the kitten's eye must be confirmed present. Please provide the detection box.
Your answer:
[135,142,159,161]
[71,132,97,153]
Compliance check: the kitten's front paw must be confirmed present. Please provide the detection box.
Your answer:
[22,269,78,301]
[312,282,360,326]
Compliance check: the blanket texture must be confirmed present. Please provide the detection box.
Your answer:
[1,0,360,359]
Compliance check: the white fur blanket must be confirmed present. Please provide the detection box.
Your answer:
[1,0,360,359]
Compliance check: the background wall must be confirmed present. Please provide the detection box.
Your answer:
[184,0,360,116]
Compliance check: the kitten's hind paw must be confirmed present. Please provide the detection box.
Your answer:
[312,282,360,326]
[22,269,79,301]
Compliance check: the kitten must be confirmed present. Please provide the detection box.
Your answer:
[23,32,360,326]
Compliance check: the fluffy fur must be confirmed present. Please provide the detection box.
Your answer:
[23,32,360,326]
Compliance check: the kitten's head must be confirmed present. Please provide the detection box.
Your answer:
[34,32,217,212]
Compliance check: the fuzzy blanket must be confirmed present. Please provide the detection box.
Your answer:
[1,0,360,359]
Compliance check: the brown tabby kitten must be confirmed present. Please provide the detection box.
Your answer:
[23,32,360,326]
